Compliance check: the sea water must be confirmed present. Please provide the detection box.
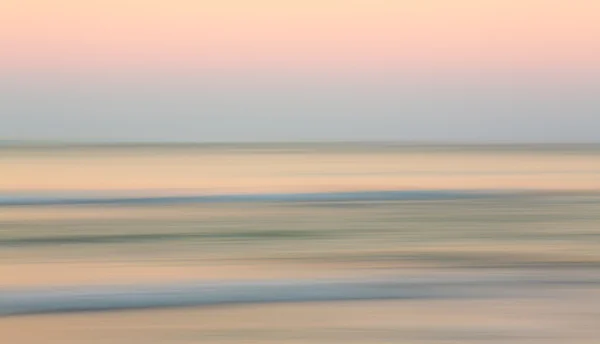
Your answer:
[1,143,600,343]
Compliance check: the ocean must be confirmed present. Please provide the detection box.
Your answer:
[1,143,600,343]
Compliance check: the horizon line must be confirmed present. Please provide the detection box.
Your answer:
[2,139,600,147]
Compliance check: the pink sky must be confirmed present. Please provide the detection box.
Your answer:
[1,1,600,142]
[1,0,599,76]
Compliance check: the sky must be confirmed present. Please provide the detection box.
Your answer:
[1,0,599,142]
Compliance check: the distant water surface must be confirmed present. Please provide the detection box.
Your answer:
[1,143,599,196]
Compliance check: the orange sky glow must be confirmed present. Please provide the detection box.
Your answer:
[1,0,599,75]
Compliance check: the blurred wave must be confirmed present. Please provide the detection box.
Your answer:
[4,273,599,317]
[0,189,512,207]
